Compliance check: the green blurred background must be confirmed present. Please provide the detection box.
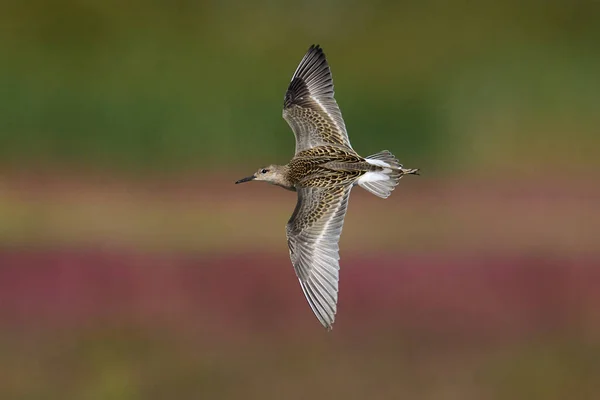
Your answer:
[1,1,599,399]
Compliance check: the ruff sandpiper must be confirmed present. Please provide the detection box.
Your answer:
[236,45,419,330]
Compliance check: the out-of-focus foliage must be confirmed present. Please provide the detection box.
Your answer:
[1,0,599,174]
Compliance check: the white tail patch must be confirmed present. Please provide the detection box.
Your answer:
[358,150,404,199]
[365,158,391,168]
[358,171,390,184]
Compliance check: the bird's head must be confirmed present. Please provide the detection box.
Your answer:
[235,165,278,184]
[235,164,293,190]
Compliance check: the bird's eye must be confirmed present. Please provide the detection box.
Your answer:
[261,169,269,174]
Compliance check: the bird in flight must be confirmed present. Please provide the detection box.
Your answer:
[235,45,419,330]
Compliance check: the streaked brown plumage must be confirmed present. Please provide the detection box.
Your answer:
[235,44,419,330]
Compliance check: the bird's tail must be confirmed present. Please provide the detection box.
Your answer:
[357,150,419,199]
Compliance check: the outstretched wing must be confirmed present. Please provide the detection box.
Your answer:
[283,45,352,154]
[286,184,352,329]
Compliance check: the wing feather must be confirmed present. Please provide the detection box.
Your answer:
[283,45,352,154]
[286,185,352,330]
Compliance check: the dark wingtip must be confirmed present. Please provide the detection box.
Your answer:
[284,44,330,108]
[307,44,324,58]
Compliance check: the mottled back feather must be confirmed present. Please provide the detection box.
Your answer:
[287,146,366,187]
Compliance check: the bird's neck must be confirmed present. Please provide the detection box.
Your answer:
[273,164,295,191]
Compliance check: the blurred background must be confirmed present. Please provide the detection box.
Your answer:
[1,0,599,399]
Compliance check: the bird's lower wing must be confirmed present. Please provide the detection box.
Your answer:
[286,185,352,329]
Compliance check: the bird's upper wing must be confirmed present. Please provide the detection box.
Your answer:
[286,184,352,329]
[283,45,352,154]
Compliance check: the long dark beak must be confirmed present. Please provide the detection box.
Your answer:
[235,175,255,184]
